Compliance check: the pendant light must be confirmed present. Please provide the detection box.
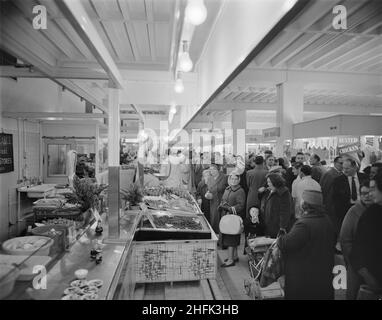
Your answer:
[185,0,207,26]
[178,41,193,72]
[170,103,177,115]
[174,73,184,93]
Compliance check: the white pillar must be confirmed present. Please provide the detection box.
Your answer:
[107,84,120,239]
[108,86,120,167]
[232,110,246,158]
[275,82,304,157]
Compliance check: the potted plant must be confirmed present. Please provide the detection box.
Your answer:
[65,176,108,224]
[120,183,143,210]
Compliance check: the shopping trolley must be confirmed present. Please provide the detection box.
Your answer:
[244,236,284,300]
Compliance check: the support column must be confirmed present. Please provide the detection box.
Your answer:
[232,110,246,159]
[275,82,304,157]
[107,84,120,240]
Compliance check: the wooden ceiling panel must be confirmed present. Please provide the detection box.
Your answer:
[317,37,380,69]
[80,0,101,19]
[54,18,94,60]
[126,0,147,20]
[90,0,123,20]
[299,35,354,69]
[152,0,173,21]
[155,23,171,60]
[286,34,334,67]
[91,20,119,60]
[102,21,134,60]
[132,22,152,60]
[3,2,63,61]
[336,45,382,70]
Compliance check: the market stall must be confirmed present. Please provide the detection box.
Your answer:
[1,177,217,300]
[292,115,382,166]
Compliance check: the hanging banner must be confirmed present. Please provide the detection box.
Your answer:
[0,133,14,173]
[338,143,360,155]
[337,142,363,165]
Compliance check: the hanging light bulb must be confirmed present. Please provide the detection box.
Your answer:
[170,103,177,115]
[178,41,193,72]
[185,0,207,26]
[169,111,175,124]
[174,73,184,93]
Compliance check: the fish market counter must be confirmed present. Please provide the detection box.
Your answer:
[4,207,218,300]
[5,211,141,300]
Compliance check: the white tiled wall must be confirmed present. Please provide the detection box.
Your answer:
[0,118,40,241]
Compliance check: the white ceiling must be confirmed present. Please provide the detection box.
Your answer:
[0,0,222,117]
[189,0,382,129]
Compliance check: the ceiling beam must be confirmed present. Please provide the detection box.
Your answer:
[207,101,382,114]
[0,31,106,113]
[54,0,124,89]
[255,0,343,67]
[0,66,109,80]
[233,68,382,91]
[2,112,106,119]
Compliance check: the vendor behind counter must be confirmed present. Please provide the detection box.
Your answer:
[75,155,95,179]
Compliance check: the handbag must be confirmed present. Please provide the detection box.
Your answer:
[219,206,244,235]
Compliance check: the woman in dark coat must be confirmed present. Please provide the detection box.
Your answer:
[219,172,246,267]
[278,190,336,300]
[261,173,293,238]
[206,164,228,235]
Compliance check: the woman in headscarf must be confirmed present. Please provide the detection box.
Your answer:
[219,172,246,267]
[206,164,228,236]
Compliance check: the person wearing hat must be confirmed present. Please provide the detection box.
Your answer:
[278,189,336,300]
[206,163,228,236]
[245,156,268,252]
[218,172,246,267]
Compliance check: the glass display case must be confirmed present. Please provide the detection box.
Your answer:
[0,210,142,300]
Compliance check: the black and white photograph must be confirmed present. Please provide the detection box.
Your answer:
[0,0,382,306]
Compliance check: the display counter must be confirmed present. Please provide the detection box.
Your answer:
[1,186,217,300]
[2,211,141,300]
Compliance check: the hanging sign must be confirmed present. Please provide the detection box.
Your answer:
[262,127,280,140]
[338,143,360,155]
[0,133,14,173]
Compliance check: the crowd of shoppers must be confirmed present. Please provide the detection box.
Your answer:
[194,148,382,299]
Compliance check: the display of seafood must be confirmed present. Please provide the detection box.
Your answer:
[61,279,103,300]
[152,215,203,230]
[143,187,199,213]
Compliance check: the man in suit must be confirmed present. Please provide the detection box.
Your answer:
[332,157,367,237]
[310,154,326,183]
[285,152,305,192]
[320,156,344,227]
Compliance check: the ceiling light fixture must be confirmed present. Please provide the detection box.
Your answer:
[170,103,177,115]
[169,112,175,124]
[185,0,207,26]
[178,41,193,72]
[174,73,184,93]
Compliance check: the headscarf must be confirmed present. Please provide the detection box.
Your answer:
[228,172,240,187]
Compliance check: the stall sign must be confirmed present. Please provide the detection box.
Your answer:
[338,136,359,146]
[0,133,14,173]
[338,143,360,155]
[262,127,280,139]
